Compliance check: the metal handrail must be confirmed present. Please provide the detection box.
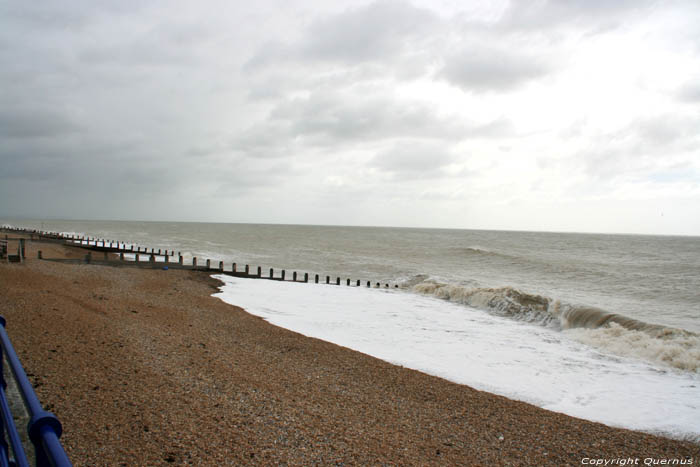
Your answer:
[0,317,71,467]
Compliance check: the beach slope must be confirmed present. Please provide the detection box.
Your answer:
[0,240,697,465]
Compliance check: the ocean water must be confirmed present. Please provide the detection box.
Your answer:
[4,219,700,440]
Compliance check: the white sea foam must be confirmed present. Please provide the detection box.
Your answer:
[412,281,700,373]
[567,324,700,373]
[213,275,700,442]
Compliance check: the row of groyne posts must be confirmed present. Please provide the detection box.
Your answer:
[2,227,400,289]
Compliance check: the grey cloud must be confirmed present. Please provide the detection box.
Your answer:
[0,123,179,191]
[677,81,700,103]
[244,0,439,74]
[632,116,698,148]
[209,155,296,198]
[0,108,81,139]
[370,141,455,179]
[78,22,213,68]
[578,114,700,180]
[230,88,516,161]
[0,2,139,31]
[440,47,550,92]
[0,150,65,182]
[243,42,294,72]
[230,123,296,159]
[301,0,438,62]
[268,90,493,143]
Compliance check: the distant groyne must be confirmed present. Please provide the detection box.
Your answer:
[1,226,399,289]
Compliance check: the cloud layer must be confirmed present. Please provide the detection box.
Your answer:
[1,0,699,234]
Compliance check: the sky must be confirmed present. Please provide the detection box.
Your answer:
[1,0,699,235]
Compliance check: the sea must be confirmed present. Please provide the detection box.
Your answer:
[3,219,699,441]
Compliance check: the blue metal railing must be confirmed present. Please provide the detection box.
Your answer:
[0,317,71,467]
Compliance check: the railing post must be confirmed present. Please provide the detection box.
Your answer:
[346,278,350,286]
[304,273,309,283]
[206,259,211,269]
[281,270,285,280]
[315,274,319,284]
[356,279,360,286]
[257,266,262,277]
[367,281,370,287]
[326,276,329,284]
[219,261,224,271]
[293,271,297,281]
[244,265,249,275]
[232,263,236,273]
[336,277,340,286]
[193,257,197,268]
[0,318,71,467]
[179,255,183,265]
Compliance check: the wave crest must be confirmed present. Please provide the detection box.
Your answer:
[413,282,555,325]
[412,281,700,373]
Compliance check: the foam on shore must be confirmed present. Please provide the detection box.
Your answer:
[213,275,700,443]
[411,281,700,372]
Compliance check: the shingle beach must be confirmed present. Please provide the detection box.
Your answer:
[1,239,697,465]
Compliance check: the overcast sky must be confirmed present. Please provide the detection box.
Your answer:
[1,0,699,235]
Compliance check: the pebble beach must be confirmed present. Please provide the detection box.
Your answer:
[1,238,697,465]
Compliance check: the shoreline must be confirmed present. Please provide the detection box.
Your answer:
[1,239,697,465]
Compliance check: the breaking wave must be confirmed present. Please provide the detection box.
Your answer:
[411,281,700,373]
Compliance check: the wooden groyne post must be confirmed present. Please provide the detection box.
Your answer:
[17,228,402,290]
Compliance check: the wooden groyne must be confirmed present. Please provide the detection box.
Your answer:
[1,226,400,289]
